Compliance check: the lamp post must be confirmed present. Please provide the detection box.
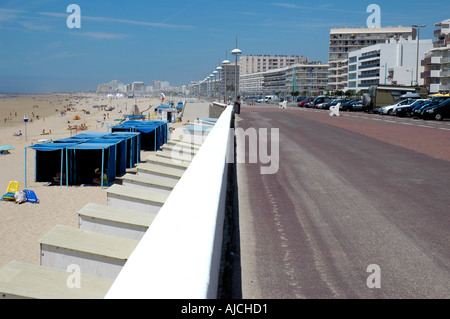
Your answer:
[406,68,414,86]
[412,24,426,85]
[213,70,218,100]
[23,115,28,142]
[222,59,230,103]
[209,74,214,99]
[216,66,223,102]
[231,47,242,101]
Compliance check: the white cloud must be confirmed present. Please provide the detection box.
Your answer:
[74,31,132,40]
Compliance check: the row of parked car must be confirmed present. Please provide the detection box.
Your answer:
[376,96,450,121]
[297,95,450,121]
[297,96,365,112]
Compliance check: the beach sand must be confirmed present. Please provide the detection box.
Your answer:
[0,93,194,269]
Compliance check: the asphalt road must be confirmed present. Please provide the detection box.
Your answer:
[235,105,450,299]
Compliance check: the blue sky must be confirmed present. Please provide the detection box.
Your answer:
[0,0,448,93]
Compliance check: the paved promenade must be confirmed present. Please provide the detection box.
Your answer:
[236,104,450,298]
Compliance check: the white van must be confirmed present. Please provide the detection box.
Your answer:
[264,95,279,103]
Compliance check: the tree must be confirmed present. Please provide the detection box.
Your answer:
[291,91,300,99]
[335,90,344,97]
[344,89,354,99]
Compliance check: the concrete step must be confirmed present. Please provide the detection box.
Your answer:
[167,140,201,150]
[78,203,156,240]
[106,184,168,214]
[0,261,114,299]
[170,138,203,147]
[119,173,176,195]
[161,144,198,157]
[136,162,184,183]
[39,225,139,279]
[145,154,189,172]
[155,150,193,163]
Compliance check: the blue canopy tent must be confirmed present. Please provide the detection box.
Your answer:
[110,120,168,151]
[25,142,81,187]
[108,132,141,168]
[85,137,127,177]
[71,132,109,140]
[66,142,117,188]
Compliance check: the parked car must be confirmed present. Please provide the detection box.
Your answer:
[378,99,412,115]
[421,98,450,120]
[411,96,450,118]
[298,97,314,107]
[350,100,364,111]
[315,99,333,109]
[339,99,359,111]
[296,96,307,102]
[321,99,347,110]
[311,96,331,108]
[393,99,427,117]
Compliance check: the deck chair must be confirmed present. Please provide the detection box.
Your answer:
[1,181,19,201]
[24,189,39,204]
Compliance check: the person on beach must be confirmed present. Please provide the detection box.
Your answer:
[93,168,108,186]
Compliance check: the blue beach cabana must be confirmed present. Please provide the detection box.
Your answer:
[25,142,82,187]
[85,137,127,177]
[108,132,141,168]
[111,120,168,151]
[65,142,118,188]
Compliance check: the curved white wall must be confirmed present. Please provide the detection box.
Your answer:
[105,103,233,299]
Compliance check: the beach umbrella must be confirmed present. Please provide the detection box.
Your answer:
[0,145,14,151]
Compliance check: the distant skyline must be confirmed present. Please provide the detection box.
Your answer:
[0,0,449,93]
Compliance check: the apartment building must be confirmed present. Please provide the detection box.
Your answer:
[328,26,415,91]
[238,55,308,76]
[284,62,329,96]
[239,62,329,97]
[421,19,450,93]
[347,37,432,91]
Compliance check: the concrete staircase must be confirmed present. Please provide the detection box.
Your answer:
[0,138,202,299]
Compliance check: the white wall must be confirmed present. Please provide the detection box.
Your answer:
[105,104,234,299]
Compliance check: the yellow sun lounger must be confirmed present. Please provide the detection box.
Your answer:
[1,181,19,201]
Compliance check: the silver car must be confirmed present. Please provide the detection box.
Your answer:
[379,99,414,115]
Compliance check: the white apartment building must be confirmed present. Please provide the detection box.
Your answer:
[329,26,415,91]
[347,37,433,91]
[422,19,450,93]
[240,62,329,97]
[238,55,308,76]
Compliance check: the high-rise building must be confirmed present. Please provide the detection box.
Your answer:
[328,26,415,91]
[422,19,450,93]
[238,55,308,76]
[239,62,329,97]
[131,81,145,93]
[347,37,433,91]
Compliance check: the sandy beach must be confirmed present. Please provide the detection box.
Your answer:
[0,93,191,269]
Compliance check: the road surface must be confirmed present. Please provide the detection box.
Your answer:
[235,105,450,299]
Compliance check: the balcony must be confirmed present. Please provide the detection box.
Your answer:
[359,63,380,70]
[359,73,379,79]
[359,53,380,61]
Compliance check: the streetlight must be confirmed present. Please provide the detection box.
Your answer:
[222,59,230,103]
[412,24,426,85]
[209,74,214,98]
[231,47,242,102]
[216,66,223,102]
[23,115,28,141]
[406,68,414,86]
[213,70,218,100]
